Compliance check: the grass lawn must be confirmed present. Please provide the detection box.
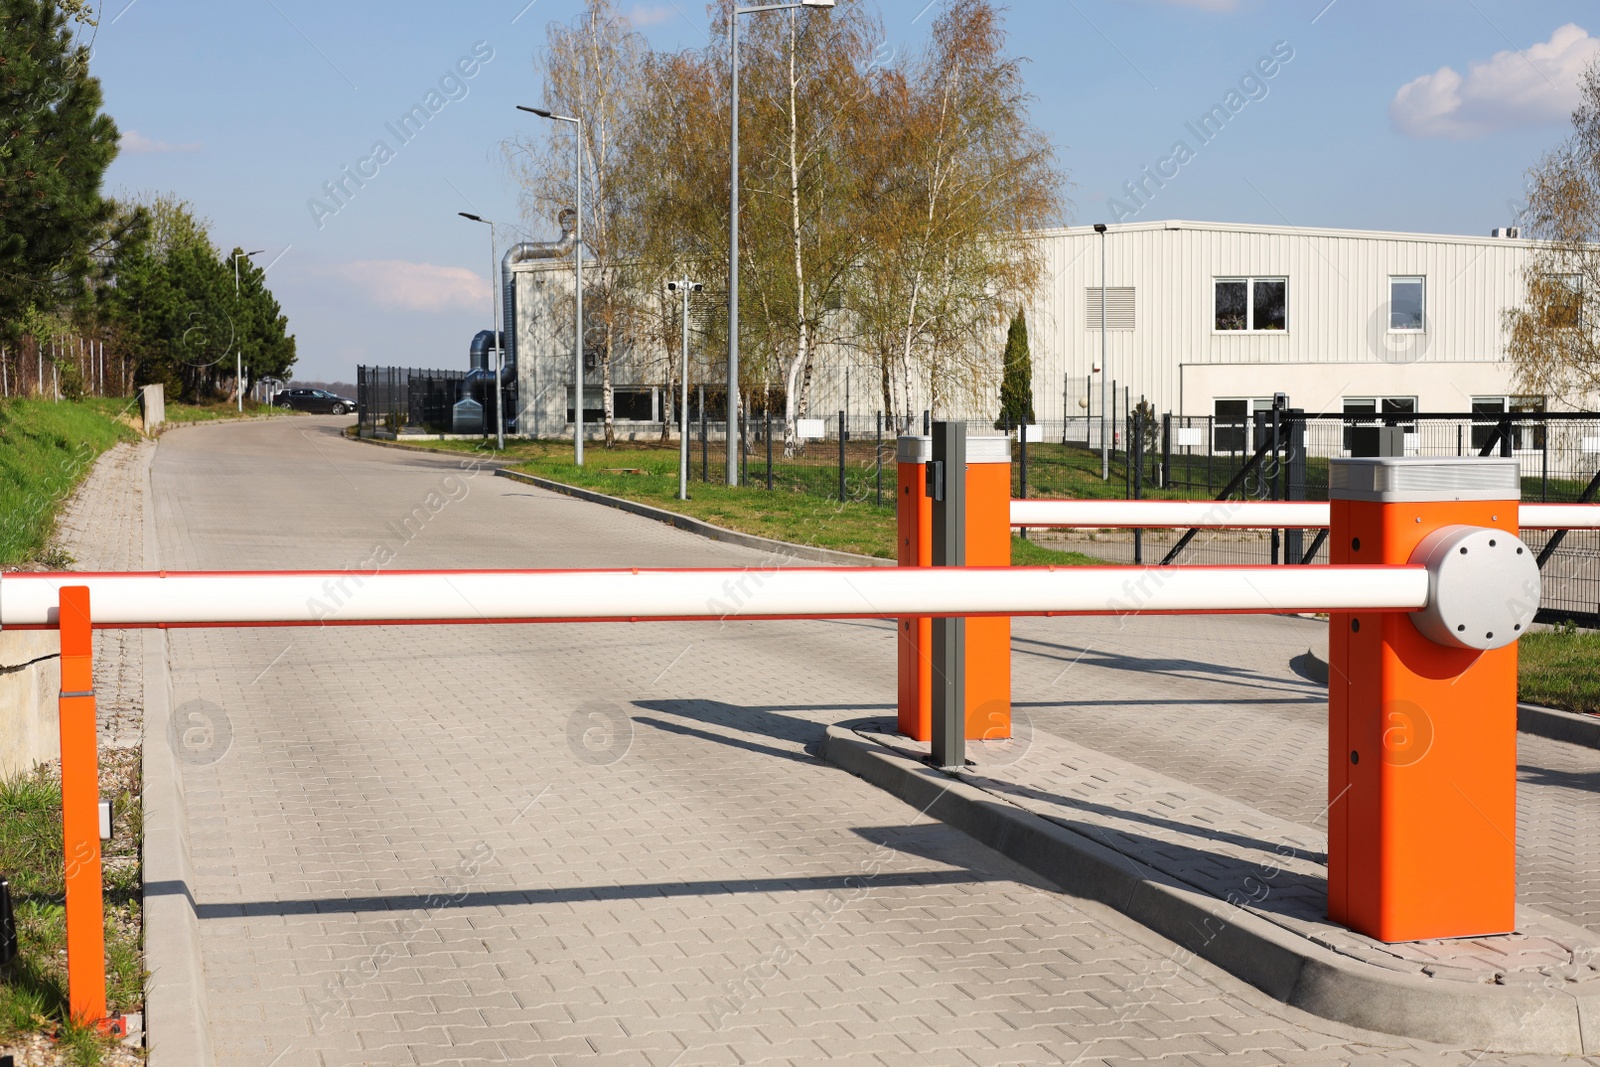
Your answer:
[0,399,137,566]
[1519,626,1600,715]
[0,754,143,1066]
[160,399,297,424]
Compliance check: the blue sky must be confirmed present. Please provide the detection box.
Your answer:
[91,0,1596,382]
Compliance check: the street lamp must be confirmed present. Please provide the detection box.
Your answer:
[668,279,703,501]
[458,212,505,451]
[728,0,835,486]
[518,104,586,466]
[1093,223,1108,480]
[233,249,265,412]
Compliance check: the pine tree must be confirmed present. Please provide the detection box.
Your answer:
[0,0,120,332]
[997,309,1034,427]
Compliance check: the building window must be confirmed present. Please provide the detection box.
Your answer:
[612,387,655,422]
[1542,274,1583,328]
[1389,276,1425,331]
[1084,287,1136,330]
[1471,395,1547,451]
[1343,397,1417,451]
[1215,278,1287,332]
[1212,397,1276,452]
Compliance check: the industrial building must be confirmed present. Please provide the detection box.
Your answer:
[498,219,1564,445]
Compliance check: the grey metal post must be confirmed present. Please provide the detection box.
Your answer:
[576,123,586,464]
[489,224,504,451]
[837,410,846,502]
[930,420,967,772]
[699,385,707,482]
[679,281,691,500]
[765,408,773,490]
[1096,223,1108,478]
[727,12,741,487]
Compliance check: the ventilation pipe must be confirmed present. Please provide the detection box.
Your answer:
[501,208,578,378]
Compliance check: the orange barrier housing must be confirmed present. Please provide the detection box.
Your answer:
[895,436,1012,742]
[1327,461,1519,942]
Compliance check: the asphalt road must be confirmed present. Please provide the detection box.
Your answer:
[149,417,1593,1067]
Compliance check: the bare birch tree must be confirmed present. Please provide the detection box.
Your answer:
[1506,60,1600,408]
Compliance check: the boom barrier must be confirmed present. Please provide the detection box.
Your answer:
[16,433,1600,1032]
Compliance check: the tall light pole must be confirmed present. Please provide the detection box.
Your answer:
[458,213,505,451]
[1093,223,1108,479]
[728,0,835,486]
[519,104,585,465]
[234,249,265,412]
[668,279,703,501]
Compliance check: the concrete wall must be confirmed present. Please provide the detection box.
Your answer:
[0,630,60,777]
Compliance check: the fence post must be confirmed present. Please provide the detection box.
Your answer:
[699,385,707,483]
[1018,418,1028,540]
[1132,407,1143,564]
[766,409,773,491]
[838,410,847,502]
[1162,413,1172,489]
[1286,410,1306,564]
[741,399,748,487]
[1270,406,1282,565]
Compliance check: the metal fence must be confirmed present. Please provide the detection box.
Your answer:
[357,366,473,437]
[1021,409,1600,626]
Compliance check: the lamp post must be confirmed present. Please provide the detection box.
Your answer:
[728,0,835,486]
[668,279,703,501]
[1093,223,1108,479]
[233,249,265,412]
[518,105,585,465]
[458,213,505,451]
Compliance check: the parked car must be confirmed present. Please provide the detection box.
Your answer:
[275,388,355,415]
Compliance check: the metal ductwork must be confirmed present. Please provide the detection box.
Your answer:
[501,208,578,377]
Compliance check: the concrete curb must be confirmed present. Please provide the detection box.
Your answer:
[495,468,894,568]
[139,442,217,1067]
[820,725,1597,1055]
[1516,701,1600,749]
[348,433,519,466]
[1303,639,1599,749]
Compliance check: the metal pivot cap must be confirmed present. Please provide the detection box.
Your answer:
[1408,525,1540,651]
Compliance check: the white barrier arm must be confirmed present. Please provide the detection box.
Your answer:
[1011,499,1600,530]
[0,566,1428,629]
[1011,500,1330,529]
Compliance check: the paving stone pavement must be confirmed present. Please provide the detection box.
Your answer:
[855,724,1600,990]
[134,418,1597,1066]
[49,438,153,750]
[1002,613,1600,934]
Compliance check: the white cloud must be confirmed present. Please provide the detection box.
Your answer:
[626,4,676,27]
[324,261,488,313]
[1390,23,1600,139]
[119,130,202,154]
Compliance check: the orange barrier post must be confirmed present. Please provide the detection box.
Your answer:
[964,438,1012,741]
[1327,458,1528,942]
[895,435,1012,742]
[58,586,116,1032]
[896,437,933,740]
